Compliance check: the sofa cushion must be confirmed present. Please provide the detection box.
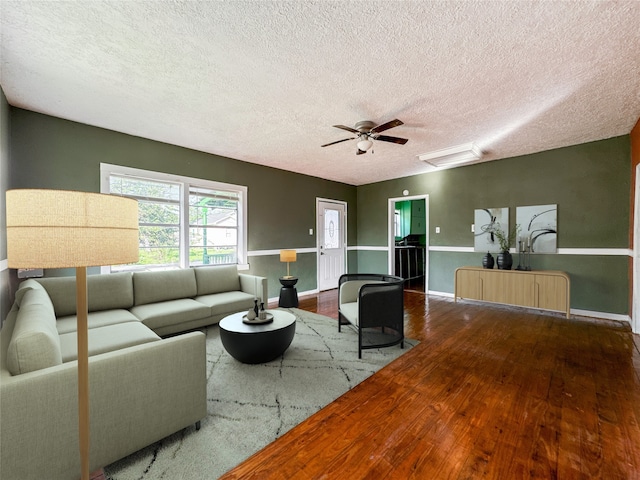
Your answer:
[339,280,385,305]
[59,322,160,362]
[195,291,255,316]
[194,265,240,296]
[35,276,77,316]
[6,289,62,375]
[340,301,359,326]
[87,272,134,312]
[133,269,197,306]
[56,309,141,335]
[130,299,211,331]
[36,273,134,317]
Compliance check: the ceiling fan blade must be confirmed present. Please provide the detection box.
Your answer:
[375,135,408,145]
[370,119,403,134]
[333,124,360,134]
[356,148,366,155]
[321,137,355,147]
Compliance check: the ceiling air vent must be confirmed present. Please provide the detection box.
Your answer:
[418,143,482,167]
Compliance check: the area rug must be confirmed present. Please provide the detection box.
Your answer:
[104,308,417,480]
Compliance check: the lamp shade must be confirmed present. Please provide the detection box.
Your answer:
[6,189,139,268]
[357,139,373,151]
[280,250,297,263]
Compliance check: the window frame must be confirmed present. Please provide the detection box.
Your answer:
[100,163,248,272]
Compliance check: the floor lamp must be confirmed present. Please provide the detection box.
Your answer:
[6,189,138,480]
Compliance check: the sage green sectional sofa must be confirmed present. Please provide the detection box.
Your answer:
[0,265,267,480]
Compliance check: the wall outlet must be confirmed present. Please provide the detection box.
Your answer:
[309,228,313,235]
[435,226,440,234]
[471,223,475,233]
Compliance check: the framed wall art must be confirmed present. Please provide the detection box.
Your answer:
[516,204,557,253]
[474,207,508,253]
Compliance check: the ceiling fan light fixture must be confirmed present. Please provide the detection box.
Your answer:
[418,143,482,167]
[357,139,373,151]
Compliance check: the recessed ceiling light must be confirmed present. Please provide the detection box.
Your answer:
[418,143,482,167]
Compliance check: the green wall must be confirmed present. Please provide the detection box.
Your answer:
[6,106,632,316]
[357,137,631,315]
[8,108,357,299]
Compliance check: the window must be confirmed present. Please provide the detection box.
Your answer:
[394,209,402,238]
[322,207,341,249]
[189,187,239,267]
[101,164,247,271]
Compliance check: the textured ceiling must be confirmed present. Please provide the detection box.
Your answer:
[1,1,639,186]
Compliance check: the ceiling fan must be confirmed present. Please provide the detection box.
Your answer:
[321,119,408,155]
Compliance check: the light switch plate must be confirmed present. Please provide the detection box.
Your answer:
[435,226,440,234]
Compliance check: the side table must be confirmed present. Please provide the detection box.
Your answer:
[278,276,299,308]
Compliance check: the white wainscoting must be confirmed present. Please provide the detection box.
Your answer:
[355,245,631,324]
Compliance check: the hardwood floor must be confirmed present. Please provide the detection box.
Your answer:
[222,290,640,479]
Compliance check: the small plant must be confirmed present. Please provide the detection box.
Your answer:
[493,223,520,252]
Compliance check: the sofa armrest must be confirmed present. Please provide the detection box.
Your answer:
[0,331,206,480]
[239,274,267,302]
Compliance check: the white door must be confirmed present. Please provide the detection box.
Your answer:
[317,199,346,291]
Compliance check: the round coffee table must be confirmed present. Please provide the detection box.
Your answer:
[219,310,296,364]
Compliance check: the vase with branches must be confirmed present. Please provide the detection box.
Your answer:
[493,223,520,252]
[492,223,519,270]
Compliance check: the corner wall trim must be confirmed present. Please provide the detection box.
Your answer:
[348,246,388,251]
[248,248,317,257]
[354,246,629,256]
[556,248,630,256]
[429,246,475,253]
[0,259,7,272]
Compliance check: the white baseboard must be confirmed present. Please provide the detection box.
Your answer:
[427,290,630,324]
[569,309,630,323]
[428,290,454,298]
[269,288,319,305]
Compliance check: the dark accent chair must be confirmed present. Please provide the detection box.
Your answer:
[338,273,405,358]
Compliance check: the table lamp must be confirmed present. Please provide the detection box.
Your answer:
[279,249,297,278]
[6,189,139,480]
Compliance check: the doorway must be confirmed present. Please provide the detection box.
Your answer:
[317,198,347,291]
[388,194,429,293]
